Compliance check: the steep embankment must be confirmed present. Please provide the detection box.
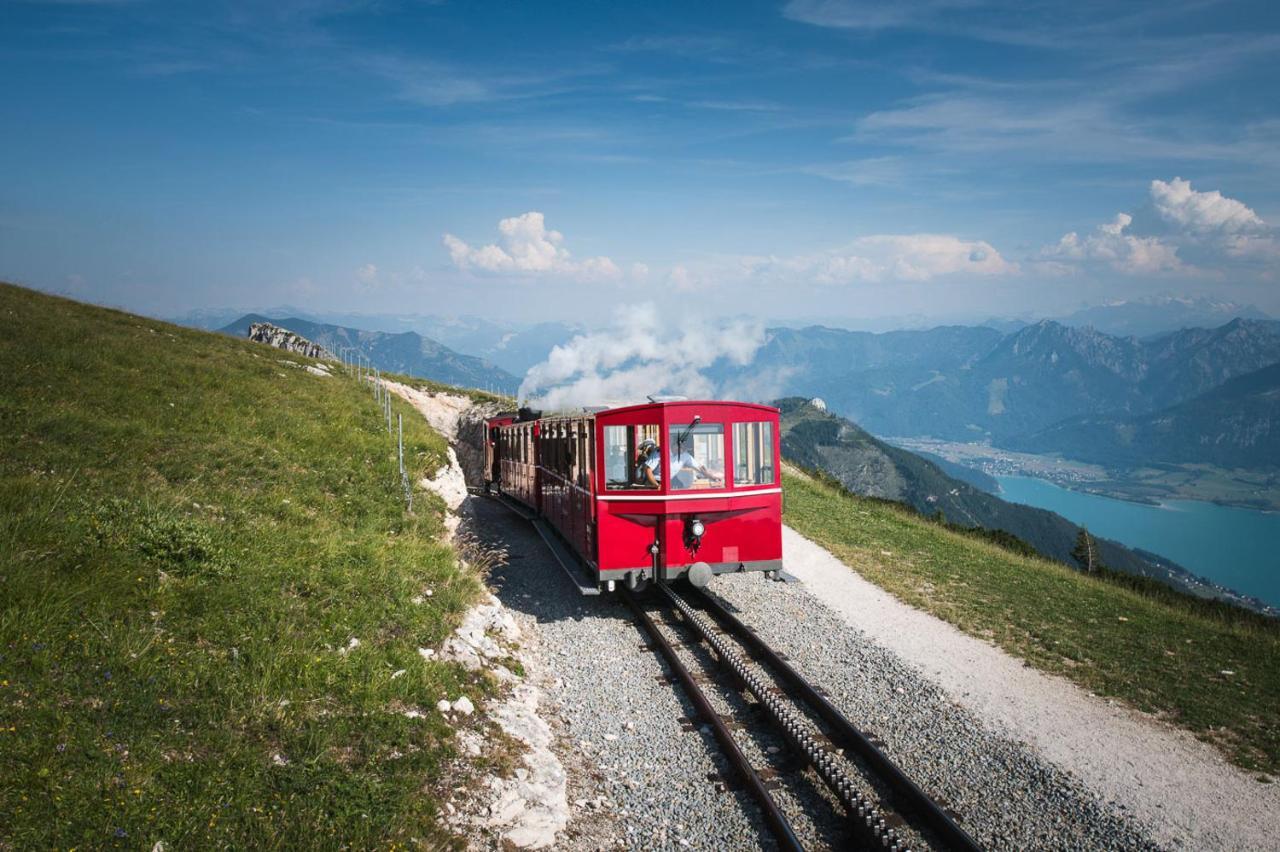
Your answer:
[0,283,492,847]
[781,468,1280,776]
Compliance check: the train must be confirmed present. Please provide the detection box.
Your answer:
[484,399,783,593]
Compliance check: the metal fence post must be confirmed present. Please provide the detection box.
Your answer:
[398,413,404,475]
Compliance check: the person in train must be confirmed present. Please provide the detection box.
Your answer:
[670,442,721,490]
[635,438,662,488]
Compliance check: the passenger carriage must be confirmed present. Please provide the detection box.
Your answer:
[486,400,782,593]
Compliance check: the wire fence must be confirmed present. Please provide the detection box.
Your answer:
[335,345,413,513]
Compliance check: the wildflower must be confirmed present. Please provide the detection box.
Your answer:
[114,828,127,838]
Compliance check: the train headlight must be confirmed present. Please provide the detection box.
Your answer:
[690,519,705,539]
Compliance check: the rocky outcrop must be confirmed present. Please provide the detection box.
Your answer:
[247,322,335,361]
[383,381,502,487]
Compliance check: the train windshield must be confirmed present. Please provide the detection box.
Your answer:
[668,423,725,490]
[732,421,775,485]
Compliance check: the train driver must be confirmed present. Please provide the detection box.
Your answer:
[671,443,721,490]
[635,438,662,488]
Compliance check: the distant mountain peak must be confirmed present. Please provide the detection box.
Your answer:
[217,313,517,392]
[1056,296,1271,338]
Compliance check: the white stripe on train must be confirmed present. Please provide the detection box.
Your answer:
[595,487,781,502]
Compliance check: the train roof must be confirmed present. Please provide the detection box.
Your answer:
[529,399,780,422]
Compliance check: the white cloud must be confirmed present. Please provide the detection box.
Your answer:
[443,212,622,280]
[783,0,978,33]
[1038,178,1277,278]
[1040,212,1186,276]
[738,233,1016,286]
[1149,177,1266,234]
[356,263,378,285]
[668,264,699,291]
[804,156,905,187]
[519,303,766,408]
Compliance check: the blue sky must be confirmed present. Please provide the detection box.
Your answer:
[2,0,1279,324]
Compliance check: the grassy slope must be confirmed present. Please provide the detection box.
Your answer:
[783,468,1280,776]
[0,283,487,848]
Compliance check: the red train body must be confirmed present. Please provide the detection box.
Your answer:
[485,400,783,592]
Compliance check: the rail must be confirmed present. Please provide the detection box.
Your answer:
[621,589,805,852]
[679,585,982,852]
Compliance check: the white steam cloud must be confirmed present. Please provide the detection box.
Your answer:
[519,303,769,410]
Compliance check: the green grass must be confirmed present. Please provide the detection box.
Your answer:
[783,466,1280,776]
[391,372,515,409]
[0,283,491,848]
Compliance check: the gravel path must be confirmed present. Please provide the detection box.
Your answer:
[779,525,1280,851]
[473,496,1180,850]
[706,558,1157,851]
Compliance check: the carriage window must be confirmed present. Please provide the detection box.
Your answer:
[603,424,662,490]
[667,423,725,490]
[733,422,775,485]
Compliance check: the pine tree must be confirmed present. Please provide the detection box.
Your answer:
[1071,527,1099,573]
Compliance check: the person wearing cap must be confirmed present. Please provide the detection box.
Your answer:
[635,438,661,488]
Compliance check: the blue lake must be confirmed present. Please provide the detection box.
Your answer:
[995,476,1280,608]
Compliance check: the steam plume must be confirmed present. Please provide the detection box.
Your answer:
[519,303,767,409]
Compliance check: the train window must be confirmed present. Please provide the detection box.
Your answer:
[732,421,775,485]
[668,423,725,490]
[603,424,662,489]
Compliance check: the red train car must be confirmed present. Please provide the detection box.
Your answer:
[482,411,518,493]
[488,400,782,593]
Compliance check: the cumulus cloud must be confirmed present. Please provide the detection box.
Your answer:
[518,303,766,409]
[443,212,621,280]
[1040,178,1277,277]
[356,263,378,285]
[737,233,1015,286]
[1150,177,1267,234]
[1039,212,1186,276]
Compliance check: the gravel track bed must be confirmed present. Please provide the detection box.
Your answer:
[665,595,938,851]
[471,498,773,851]
[706,573,1162,851]
[637,602,853,850]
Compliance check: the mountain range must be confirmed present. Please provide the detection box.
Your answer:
[179,307,573,376]
[1054,296,1270,339]
[720,319,1280,468]
[207,304,1280,472]
[774,397,1222,600]
[1014,361,1280,469]
[218,314,519,393]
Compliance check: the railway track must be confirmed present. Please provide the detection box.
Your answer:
[623,582,983,852]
